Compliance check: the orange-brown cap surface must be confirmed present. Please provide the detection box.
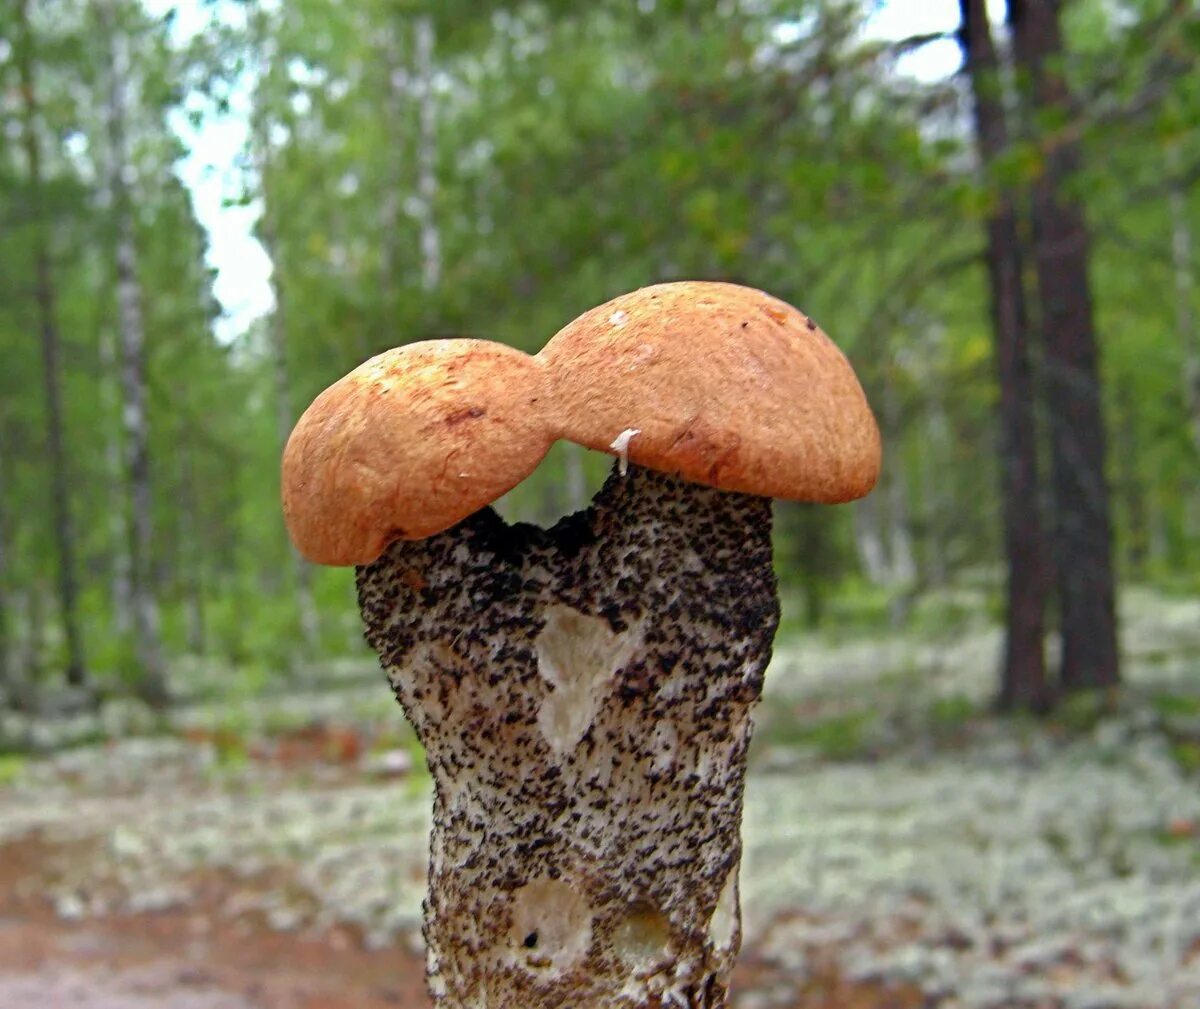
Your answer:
[539,282,881,503]
[282,340,550,565]
[282,283,880,566]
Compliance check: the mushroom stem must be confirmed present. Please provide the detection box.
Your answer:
[357,465,779,1009]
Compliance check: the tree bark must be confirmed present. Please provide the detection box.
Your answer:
[251,89,320,657]
[852,491,890,585]
[1167,142,1200,456]
[378,15,407,339]
[919,397,949,588]
[563,443,588,513]
[16,0,88,691]
[0,439,11,698]
[790,503,830,630]
[179,429,206,655]
[881,378,916,589]
[1010,0,1120,693]
[100,1,169,705]
[414,14,441,293]
[959,0,1050,710]
[100,326,133,638]
[852,374,914,593]
[269,260,320,656]
[23,583,46,687]
[1114,378,1148,575]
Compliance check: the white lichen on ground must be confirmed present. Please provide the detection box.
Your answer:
[0,588,1197,1006]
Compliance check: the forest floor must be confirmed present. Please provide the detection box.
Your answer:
[0,586,1198,1008]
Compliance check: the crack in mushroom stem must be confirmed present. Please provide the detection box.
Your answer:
[356,465,779,1009]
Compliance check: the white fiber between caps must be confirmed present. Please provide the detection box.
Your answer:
[609,428,640,476]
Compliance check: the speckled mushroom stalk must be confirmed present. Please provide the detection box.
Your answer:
[281,281,881,1009]
[357,465,777,1008]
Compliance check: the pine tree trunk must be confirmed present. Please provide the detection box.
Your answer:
[1010,0,1119,694]
[101,2,169,705]
[414,14,441,293]
[959,0,1050,710]
[16,0,88,691]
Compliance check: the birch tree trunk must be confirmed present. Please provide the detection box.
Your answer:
[179,429,205,655]
[852,374,911,590]
[0,441,11,698]
[919,397,949,588]
[853,491,890,585]
[17,0,88,691]
[268,252,320,656]
[250,76,320,657]
[100,2,168,705]
[100,327,133,638]
[1114,379,1148,575]
[959,0,1050,709]
[414,14,441,293]
[881,378,916,589]
[23,584,46,689]
[563,443,589,513]
[1010,0,1120,693]
[378,15,407,338]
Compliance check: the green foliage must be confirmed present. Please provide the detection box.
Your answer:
[0,754,27,787]
[814,582,895,633]
[928,695,980,732]
[1170,741,1200,776]
[1054,689,1120,735]
[0,0,1197,705]
[1153,692,1200,719]
[762,709,877,762]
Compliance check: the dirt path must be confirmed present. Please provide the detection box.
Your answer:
[0,832,429,1009]
[0,833,922,1009]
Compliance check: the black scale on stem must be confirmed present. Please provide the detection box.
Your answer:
[356,465,779,1009]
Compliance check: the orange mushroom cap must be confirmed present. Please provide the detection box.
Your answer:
[281,283,881,566]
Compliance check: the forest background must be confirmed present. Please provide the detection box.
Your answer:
[1,0,1198,719]
[3,1,1200,1005]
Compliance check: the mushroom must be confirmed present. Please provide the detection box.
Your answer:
[282,282,880,1009]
